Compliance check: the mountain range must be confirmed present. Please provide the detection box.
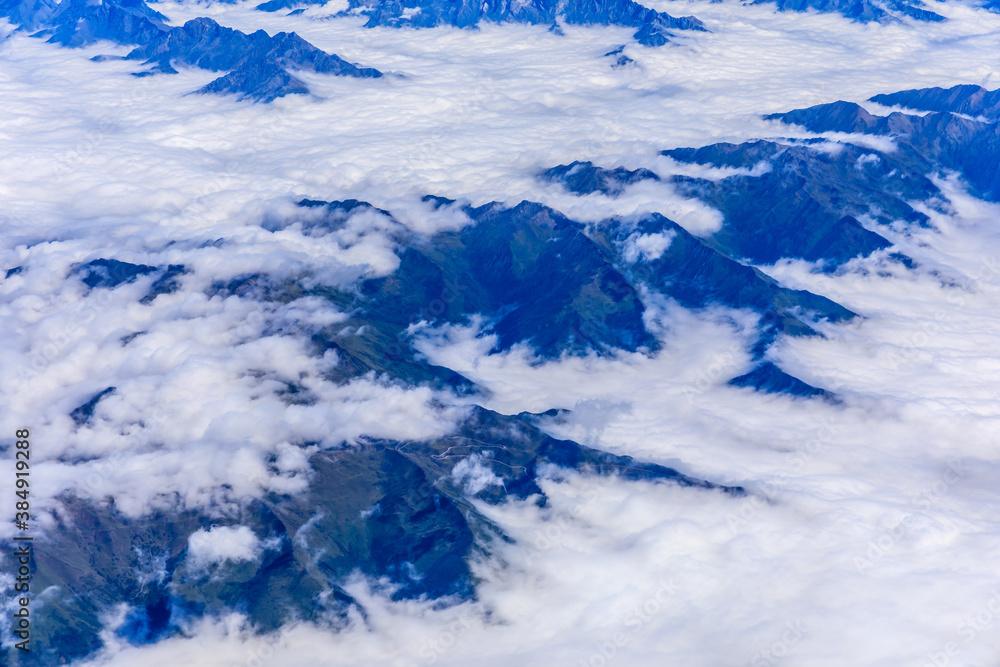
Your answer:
[1,0,980,105]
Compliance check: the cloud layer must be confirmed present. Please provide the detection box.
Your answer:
[2,1,1000,665]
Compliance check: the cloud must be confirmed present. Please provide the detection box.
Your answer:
[186,525,262,567]
[2,0,999,233]
[3,1,1000,665]
[621,229,676,262]
[399,178,1000,665]
[452,452,504,495]
[0,227,467,517]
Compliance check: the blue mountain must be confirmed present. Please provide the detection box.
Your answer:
[664,141,921,266]
[73,258,187,303]
[0,0,52,29]
[38,182,864,661]
[544,160,659,195]
[257,0,706,47]
[766,88,1000,202]
[73,258,158,288]
[264,195,847,406]
[287,198,658,358]
[751,0,944,23]
[603,45,635,68]
[42,95,970,657]
[586,210,854,330]
[544,151,923,268]
[287,197,852,359]
[729,361,830,398]
[82,197,847,393]
[869,83,1000,121]
[0,0,381,101]
[543,86,1000,396]
[32,405,736,665]
[1,0,167,44]
[69,387,117,426]
[122,17,382,101]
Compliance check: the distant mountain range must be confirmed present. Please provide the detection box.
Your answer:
[259,0,706,46]
[752,0,945,23]
[6,0,999,639]
[35,403,734,663]
[121,16,382,101]
[544,83,999,390]
[27,83,998,663]
[1,0,381,100]
[767,85,1000,202]
[2,0,985,104]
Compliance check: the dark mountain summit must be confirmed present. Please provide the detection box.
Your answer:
[870,84,1000,120]
[286,196,852,359]
[544,147,923,268]
[751,0,944,23]
[544,160,660,195]
[122,17,382,101]
[767,87,1000,202]
[258,0,706,47]
[536,85,1000,395]
[35,404,737,664]
[2,0,167,45]
[1,0,381,101]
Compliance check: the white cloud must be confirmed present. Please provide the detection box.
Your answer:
[3,1,1000,665]
[2,0,1000,233]
[622,229,676,262]
[0,249,466,516]
[187,525,261,567]
[398,178,1000,665]
[452,452,504,495]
